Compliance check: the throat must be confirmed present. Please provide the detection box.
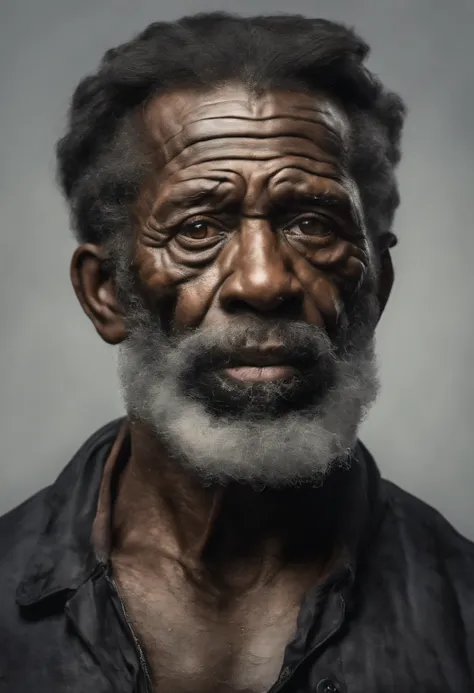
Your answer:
[109,421,339,594]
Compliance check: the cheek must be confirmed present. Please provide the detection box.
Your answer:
[174,266,223,330]
[134,244,219,330]
[133,236,370,332]
[292,255,342,328]
[290,238,369,323]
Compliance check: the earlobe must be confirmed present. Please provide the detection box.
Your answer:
[70,244,127,345]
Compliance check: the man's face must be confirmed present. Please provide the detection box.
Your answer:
[115,85,381,485]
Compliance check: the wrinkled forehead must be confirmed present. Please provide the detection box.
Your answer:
[142,84,350,163]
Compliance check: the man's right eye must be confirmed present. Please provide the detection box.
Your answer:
[177,220,223,241]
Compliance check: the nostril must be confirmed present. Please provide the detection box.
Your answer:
[223,294,302,318]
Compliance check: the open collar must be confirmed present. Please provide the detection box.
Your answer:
[16,417,383,610]
[16,417,128,607]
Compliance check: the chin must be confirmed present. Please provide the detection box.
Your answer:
[118,336,380,487]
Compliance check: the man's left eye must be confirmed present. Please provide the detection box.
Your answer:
[285,215,335,237]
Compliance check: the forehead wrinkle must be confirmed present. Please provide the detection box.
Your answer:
[165,92,343,124]
[159,127,346,174]
[185,113,331,123]
[165,149,342,173]
[160,113,341,148]
[171,134,337,164]
[144,87,349,159]
[161,129,340,158]
[158,118,346,169]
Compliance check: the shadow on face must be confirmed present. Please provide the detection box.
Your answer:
[72,84,394,485]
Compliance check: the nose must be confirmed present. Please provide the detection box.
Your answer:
[219,220,303,314]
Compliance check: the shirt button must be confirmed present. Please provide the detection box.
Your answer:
[316,679,340,693]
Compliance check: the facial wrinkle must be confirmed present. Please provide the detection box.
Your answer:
[161,117,342,150]
[146,87,347,133]
[144,89,348,164]
[150,179,239,225]
[162,145,341,177]
[266,168,352,209]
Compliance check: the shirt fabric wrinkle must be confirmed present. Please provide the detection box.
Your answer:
[0,417,472,693]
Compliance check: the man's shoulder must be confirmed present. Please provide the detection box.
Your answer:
[382,477,474,544]
[0,418,124,588]
[0,487,49,549]
[358,438,474,563]
[380,476,474,588]
[0,487,50,607]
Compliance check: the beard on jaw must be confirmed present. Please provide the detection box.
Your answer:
[117,289,381,488]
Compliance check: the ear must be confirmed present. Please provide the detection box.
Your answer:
[70,244,127,345]
[375,231,397,324]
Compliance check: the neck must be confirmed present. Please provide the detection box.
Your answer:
[111,418,356,592]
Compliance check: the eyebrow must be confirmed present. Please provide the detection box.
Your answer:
[156,181,231,216]
[271,192,352,216]
[154,185,355,225]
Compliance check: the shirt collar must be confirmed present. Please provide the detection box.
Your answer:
[16,418,129,607]
[16,417,384,609]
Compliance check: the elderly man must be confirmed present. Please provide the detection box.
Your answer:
[0,11,473,693]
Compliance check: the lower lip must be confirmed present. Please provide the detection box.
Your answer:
[222,365,297,382]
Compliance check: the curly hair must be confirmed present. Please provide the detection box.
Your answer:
[56,12,406,268]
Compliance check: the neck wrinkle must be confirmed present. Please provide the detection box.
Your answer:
[113,419,225,565]
[107,418,362,593]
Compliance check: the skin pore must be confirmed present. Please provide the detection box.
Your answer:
[71,85,395,692]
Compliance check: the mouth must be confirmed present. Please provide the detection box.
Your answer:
[185,343,333,418]
[222,365,297,382]
[218,347,303,383]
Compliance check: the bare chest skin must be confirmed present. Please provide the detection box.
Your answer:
[112,553,321,693]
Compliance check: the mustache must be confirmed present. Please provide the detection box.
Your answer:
[170,319,337,376]
[120,315,341,419]
[123,283,380,376]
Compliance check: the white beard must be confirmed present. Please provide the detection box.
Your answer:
[117,315,380,487]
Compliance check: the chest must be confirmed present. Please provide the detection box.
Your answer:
[111,559,316,693]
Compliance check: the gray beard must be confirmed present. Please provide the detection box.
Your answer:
[116,297,380,488]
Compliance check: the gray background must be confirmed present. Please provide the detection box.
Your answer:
[1,0,473,538]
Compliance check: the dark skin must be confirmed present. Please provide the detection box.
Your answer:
[71,85,396,692]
